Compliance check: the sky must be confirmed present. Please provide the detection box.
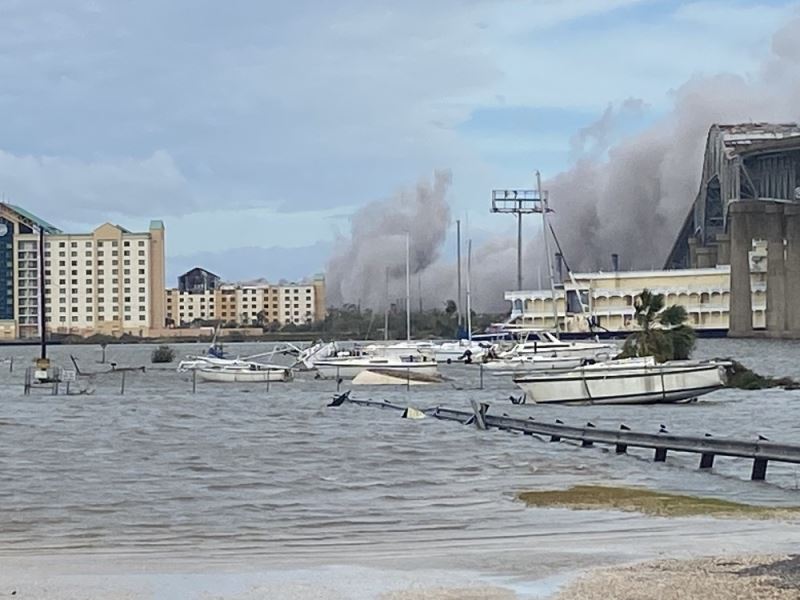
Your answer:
[1,0,799,295]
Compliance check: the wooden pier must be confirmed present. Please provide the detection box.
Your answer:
[330,393,800,482]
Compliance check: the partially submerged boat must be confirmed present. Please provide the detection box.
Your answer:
[352,368,444,386]
[314,356,439,380]
[196,363,291,383]
[513,358,726,405]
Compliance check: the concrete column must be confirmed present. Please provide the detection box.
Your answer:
[715,233,730,265]
[765,203,787,334]
[785,204,800,335]
[728,202,755,336]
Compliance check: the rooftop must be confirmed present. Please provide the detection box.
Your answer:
[1,203,62,233]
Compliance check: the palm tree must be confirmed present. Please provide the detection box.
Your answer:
[619,289,696,362]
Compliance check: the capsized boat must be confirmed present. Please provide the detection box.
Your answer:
[512,358,726,405]
[196,363,292,383]
[352,368,444,386]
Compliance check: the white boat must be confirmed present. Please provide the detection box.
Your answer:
[196,363,291,383]
[483,354,587,373]
[314,356,439,380]
[294,341,338,370]
[434,340,489,363]
[512,359,726,405]
[362,341,437,361]
[498,330,616,360]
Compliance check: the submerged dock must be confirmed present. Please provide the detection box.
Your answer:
[329,392,800,482]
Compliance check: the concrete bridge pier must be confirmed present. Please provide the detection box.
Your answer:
[729,200,800,338]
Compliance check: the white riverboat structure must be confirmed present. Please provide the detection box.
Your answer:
[512,358,727,405]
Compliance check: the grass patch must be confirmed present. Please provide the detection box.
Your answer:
[517,485,800,518]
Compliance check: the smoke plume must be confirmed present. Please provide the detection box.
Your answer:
[328,16,800,312]
[326,170,452,308]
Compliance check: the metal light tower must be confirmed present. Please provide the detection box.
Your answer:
[490,179,549,291]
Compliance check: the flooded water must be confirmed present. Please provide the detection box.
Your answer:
[0,338,799,599]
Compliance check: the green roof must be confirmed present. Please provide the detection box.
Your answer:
[4,204,62,233]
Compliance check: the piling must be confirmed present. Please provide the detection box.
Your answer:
[406,368,410,391]
[751,458,768,481]
[120,371,126,395]
[479,363,484,390]
[700,453,715,469]
[192,369,197,394]
[9,356,13,372]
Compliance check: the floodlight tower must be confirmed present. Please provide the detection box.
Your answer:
[490,172,558,325]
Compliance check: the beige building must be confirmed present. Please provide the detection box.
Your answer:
[165,275,326,327]
[13,219,166,338]
[507,243,768,334]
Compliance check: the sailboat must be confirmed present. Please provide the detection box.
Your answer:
[316,234,440,382]
[33,226,61,384]
[434,238,488,364]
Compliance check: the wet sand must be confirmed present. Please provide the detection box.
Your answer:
[555,555,800,600]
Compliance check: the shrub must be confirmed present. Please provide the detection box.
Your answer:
[151,345,176,363]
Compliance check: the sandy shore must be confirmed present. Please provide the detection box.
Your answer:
[554,555,800,600]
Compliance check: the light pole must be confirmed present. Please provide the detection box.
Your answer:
[490,180,549,291]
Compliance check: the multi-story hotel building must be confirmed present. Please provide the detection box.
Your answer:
[0,203,166,339]
[505,242,768,335]
[165,272,326,327]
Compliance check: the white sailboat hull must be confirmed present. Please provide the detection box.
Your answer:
[196,367,290,383]
[513,362,726,405]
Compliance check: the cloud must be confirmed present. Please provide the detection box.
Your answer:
[0,148,192,222]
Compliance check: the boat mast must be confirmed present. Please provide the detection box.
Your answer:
[38,226,46,361]
[405,233,411,342]
[466,239,472,342]
[456,219,462,327]
[384,266,390,341]
[537,171,558,331]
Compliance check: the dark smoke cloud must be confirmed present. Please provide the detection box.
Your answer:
[327,16,800,312]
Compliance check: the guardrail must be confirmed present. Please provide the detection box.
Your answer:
[330,394,800,482]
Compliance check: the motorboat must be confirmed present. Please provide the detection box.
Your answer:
[434,340,490,364]
[498,330,616,360]
[314,356,439,380]
[483,354,588,373]
[196,363,291,383]
[512,358,726,405]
